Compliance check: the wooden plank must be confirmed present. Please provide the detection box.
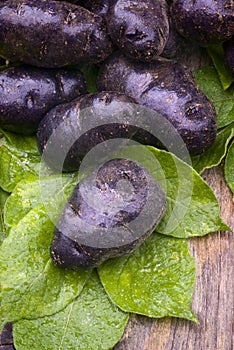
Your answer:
[114,166,234,350]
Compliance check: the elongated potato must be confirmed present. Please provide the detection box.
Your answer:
[97,52,217,155]
[0,66,86,134]
[0,0,113,67]
[37,91,165,172]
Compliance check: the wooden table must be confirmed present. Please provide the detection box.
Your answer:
[114,166,234,350]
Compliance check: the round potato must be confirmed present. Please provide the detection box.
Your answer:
[51,158,166,269]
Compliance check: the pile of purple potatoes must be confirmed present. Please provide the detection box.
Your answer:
[0,0,234,268]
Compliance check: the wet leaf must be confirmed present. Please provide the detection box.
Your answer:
[99,233,197,321]
[0,205,89,329]
[207,44,234,90]
[4,174,77,233]
[13,271,128,350]
[0,130,41,192]
[194,66,234,129]
[192,123,234,174]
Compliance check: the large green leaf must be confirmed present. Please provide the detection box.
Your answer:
[192,124,234,174]
[13,271,129,350]
[98,233,197,321]
[149,148,228,237]
[224,140,234,195]
[0,131,42,192]
[194,66,234,129]
[0,205,89,329]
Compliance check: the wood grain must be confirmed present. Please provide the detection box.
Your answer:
[114,166,234,350]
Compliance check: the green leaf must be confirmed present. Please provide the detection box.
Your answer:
[224,140,234,195]
[1,129,39,154]
[192,123,234,174]
[80,64,99,93]
[194,66,234,129]
[0,205,89,329]
[98,233,197,321]
[207,44,234,90]
[13,271,129,350]
[0,131,42,192]
[152,148,229,237]
[4,174,77,233]
[118,146,228,237]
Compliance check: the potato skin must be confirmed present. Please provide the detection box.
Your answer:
[106,0,169,62]
[0,66,86,135]
[0,323,14,349]
[97,52,217,155]
[170,0,234,46]
[50,158,166,269]
[37,91,164,172]
[0,0,113,67]
[55,0,79,3]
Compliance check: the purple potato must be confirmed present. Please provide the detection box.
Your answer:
[106,0,169,62]
[97,52,217,155]
[0,0,113,67]
[0,66,86,135]
[37,91,164,172]
[50,158,166,269]
[170,0,234,46]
